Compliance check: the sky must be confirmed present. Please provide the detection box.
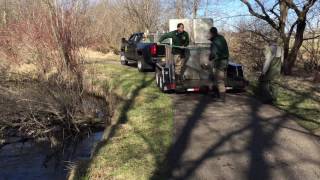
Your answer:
[197,1,251,31]
[197,0,320,32]
[87,0,319,32]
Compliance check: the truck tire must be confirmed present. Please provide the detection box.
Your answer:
[121,60,128,65]
[120,54,128,65]
[137,59,145,72]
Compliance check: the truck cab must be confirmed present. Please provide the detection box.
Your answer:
[120,33,166,71]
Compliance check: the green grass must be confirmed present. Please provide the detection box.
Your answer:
[275,84,320,131]
[72,56,173,180]
[248,78,320,132]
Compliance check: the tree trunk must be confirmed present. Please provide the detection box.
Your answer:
[192,0,200,19]
[283,20,306,75]
[176,0,184,18]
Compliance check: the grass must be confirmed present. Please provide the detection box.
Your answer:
[275,78,320,131]
[248,76,320,132]
[71,50,174,180]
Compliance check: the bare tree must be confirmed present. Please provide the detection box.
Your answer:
[301,12,320,72]
[175,0,202,18]
[176,0,185,18]
[240,0,319,75]
[121,0,161,31]
[192,0,201,18]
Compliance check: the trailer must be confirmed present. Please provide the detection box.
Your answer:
[155,45,210,93]
[155,45,247,93]
[155,18,247,93]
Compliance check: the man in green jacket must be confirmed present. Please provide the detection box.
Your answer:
[159,23,190,82]
[209,27,229,100]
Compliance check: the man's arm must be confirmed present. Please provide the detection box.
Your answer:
[209,43,217,61]
[158,31,174,43]
[184,32,190,46]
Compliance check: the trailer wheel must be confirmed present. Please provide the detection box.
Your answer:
[159,75,164,90]
[159,75,170,93]
[155,71,160,87]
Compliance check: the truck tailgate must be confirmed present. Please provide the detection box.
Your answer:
[157,44,166,57]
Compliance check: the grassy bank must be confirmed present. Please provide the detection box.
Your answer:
[72,50,174,179]
[249,76,320,132]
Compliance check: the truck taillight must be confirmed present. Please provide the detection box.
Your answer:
[150,44,157,57]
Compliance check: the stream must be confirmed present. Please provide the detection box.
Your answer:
[0,131,103,180]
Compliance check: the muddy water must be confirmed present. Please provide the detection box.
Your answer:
[0,132,103,180]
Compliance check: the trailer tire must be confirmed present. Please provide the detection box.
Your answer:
[159,75,165,91]
[155,71,160,87]
[159,75,170,93]
[159,75,163,89]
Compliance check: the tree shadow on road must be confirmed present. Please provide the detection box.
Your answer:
[151,90,320,180]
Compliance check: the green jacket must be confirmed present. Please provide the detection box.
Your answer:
[159,30,189,54]
[209,35,229,70]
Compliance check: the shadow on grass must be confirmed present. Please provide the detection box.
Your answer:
[274,82,320,130]
[72,73,155,178]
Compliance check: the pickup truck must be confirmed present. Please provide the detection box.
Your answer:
[120,32,166,72]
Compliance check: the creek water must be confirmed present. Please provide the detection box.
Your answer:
[0,131,103,180]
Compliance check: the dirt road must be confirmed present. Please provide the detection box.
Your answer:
[166,93,320,180]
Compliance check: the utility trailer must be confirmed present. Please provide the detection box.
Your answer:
[155,45,213,93]
[155,18,247,93]
[155,45,247,93]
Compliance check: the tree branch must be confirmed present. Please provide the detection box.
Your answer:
[269,2,280,20]
[288,20,298,38]
[284,0,301,16]
[303,34,320,41]
[303,0,318,12]
[240,0,280,31]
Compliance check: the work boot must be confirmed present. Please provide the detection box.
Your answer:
[219,92,226,102]
[213,88,226,102]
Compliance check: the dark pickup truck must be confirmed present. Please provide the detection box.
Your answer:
[120,32,166,71]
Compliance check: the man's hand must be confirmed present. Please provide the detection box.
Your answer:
[201,63,210,70]
[208,54,215,61]
[259,74,265,82]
